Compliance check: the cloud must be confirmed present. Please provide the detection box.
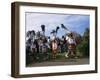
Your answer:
[26,12,89,37]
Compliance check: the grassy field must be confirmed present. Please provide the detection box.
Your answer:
[26,52,89,67]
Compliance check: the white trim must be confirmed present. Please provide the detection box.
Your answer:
[19,5,95,75]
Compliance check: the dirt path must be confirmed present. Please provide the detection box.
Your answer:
[27,58,89,67]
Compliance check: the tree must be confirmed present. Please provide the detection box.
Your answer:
[76,28,89,57]
[72,31,82,45]
[83,28,89,42]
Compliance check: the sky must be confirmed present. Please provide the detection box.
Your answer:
[25,12,90,38]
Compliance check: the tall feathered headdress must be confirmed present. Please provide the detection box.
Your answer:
[61,24,68,30]
[31,30,35,36]
[50,30,56,34]
[26,31,31,37]
[56,26,60,34]
[41,25,45,33]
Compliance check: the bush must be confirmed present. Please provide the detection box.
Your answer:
[76,40,89,57]
[76,28,89,57]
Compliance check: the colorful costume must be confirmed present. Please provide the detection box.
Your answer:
[66,33,76,57]
[52,40,58,59]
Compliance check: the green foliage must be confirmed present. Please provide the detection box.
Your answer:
[76,28,89,57]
